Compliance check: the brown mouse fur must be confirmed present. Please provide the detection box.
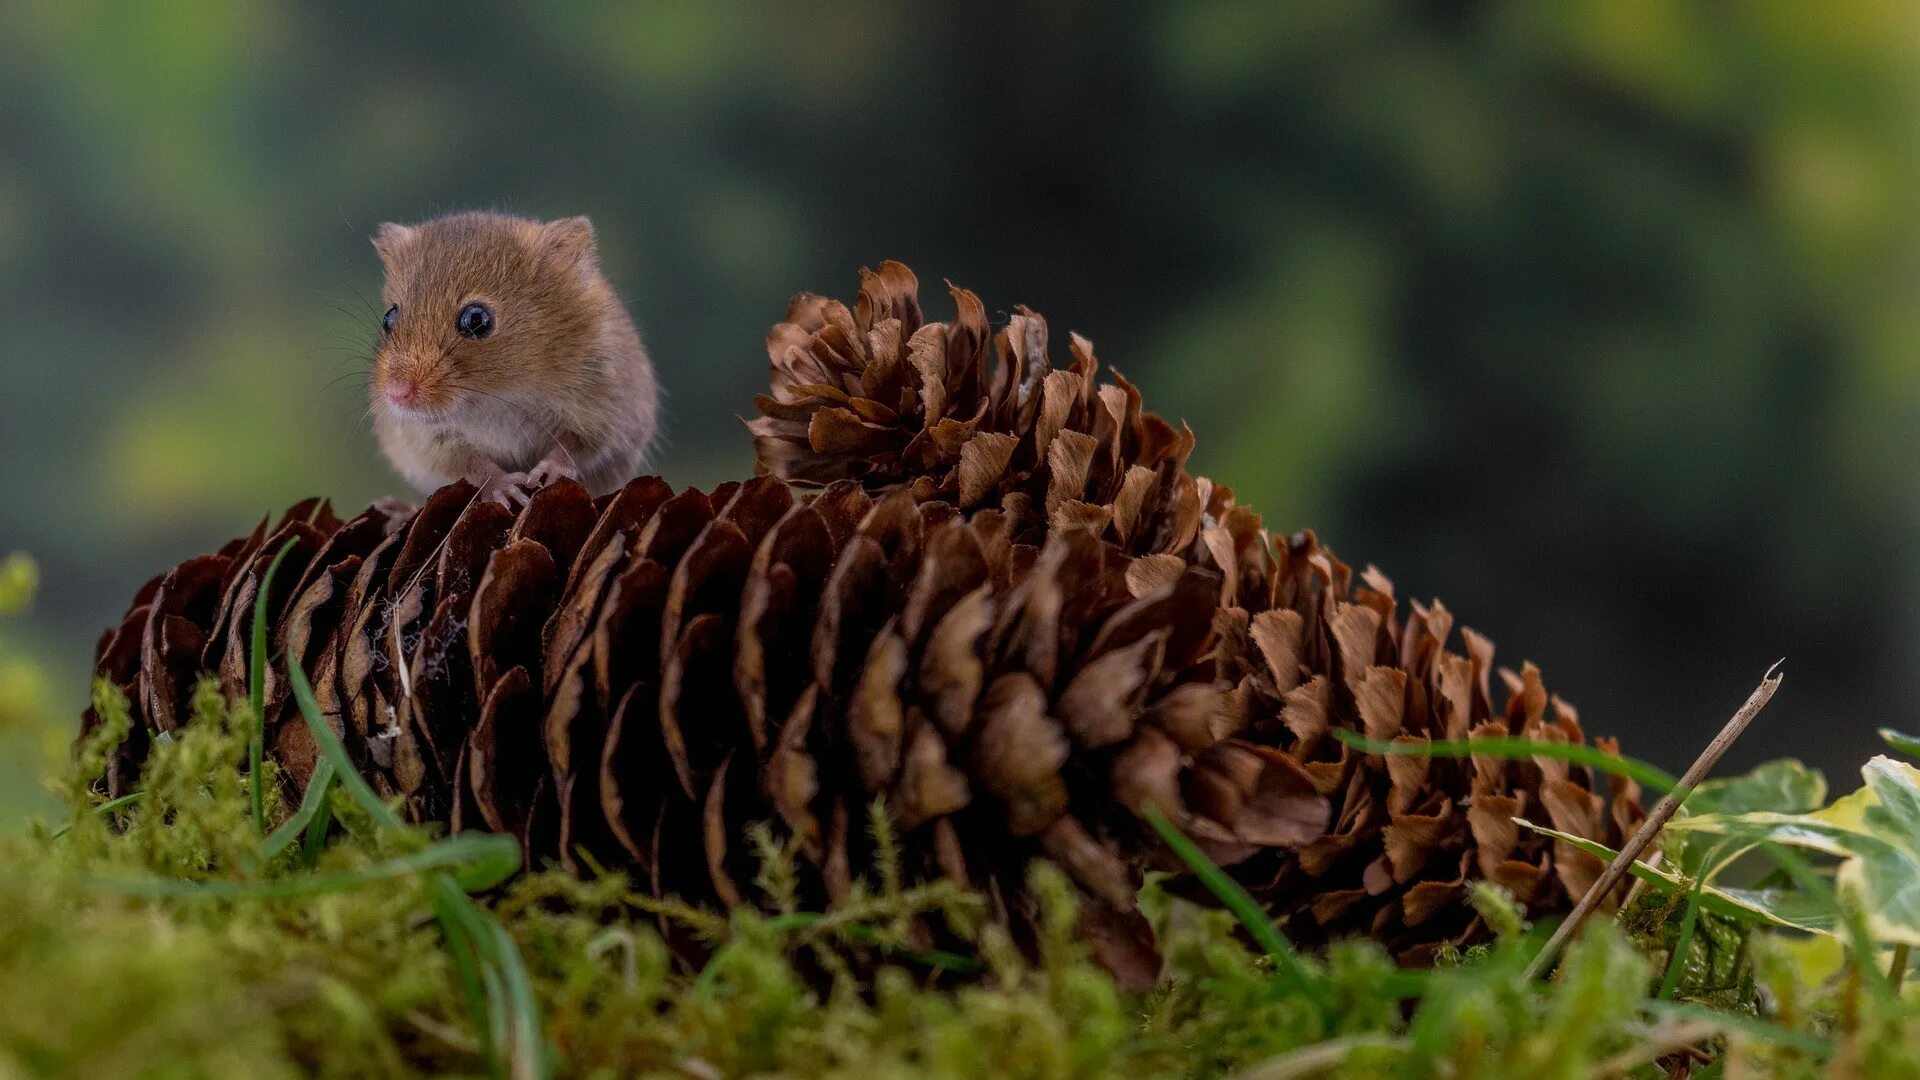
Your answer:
[370,211,659,502]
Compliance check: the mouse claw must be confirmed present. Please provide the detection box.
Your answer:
[477,471,536,509]
[527,458,577,489]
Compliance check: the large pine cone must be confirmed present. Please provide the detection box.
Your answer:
[87,481,1644,972]
[84,264,1647,977]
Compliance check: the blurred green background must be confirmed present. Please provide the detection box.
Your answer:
[3,2,1918,826]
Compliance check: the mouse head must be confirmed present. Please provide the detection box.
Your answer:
[370,212,603,421]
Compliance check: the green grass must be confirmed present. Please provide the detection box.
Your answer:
[5,543,1920,1076]
[0,681,1912,1078]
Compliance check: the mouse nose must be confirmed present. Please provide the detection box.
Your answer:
[385,382,419,409]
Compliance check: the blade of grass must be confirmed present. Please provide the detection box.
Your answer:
[436,875,549,1079]
[430,875,497,1070]
[249,538,299,836]
[472,953,510,1060]
[480,910,547,1080]
[85,831,521,899]
[476,958,509,1070]
[1332,730,1680,794]
[299,777,334,868]
[49,791,146,840]
[285,654,405,831]
[262,757,336,860]
[1144,807,1315,993]
[1657,881,1703,1000]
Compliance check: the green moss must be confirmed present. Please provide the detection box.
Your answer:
[2,680,1917,1078]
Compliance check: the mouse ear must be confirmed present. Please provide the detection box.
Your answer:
[372,222,415,266]
[539,216,598,270]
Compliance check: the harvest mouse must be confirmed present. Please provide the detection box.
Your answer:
[369,211,660,505]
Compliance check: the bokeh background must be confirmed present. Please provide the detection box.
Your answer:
[3,2,1918,826]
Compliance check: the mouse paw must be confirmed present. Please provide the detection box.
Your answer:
[527,458,577,489]
[476,471,537,509]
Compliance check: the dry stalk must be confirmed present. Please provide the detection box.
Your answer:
[1595,1019,1721,1076]
[1231,1034,1408,1079]
[1523,662,1784,981]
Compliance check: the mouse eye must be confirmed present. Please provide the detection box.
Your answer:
[456,302,494,340]
[382,305,397,334]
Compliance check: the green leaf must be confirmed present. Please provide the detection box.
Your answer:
[1863,755,1920,836]
[1658,756,1920,947]
[1659,795,1878,858]
[1670,759,1828,878]
[1682,759,1826,817]
[1709,884,1839,934]
[1841,757,1920,947]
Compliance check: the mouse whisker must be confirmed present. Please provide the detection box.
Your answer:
[342,282,385,324]
[307,343,374,362]
[321,301,377,329]
[317,282,383,323]
[321,370,374,394]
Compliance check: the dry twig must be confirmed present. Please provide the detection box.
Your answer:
[1523,662,1784,981]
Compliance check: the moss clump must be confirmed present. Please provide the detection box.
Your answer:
[2,680,1917,1078]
